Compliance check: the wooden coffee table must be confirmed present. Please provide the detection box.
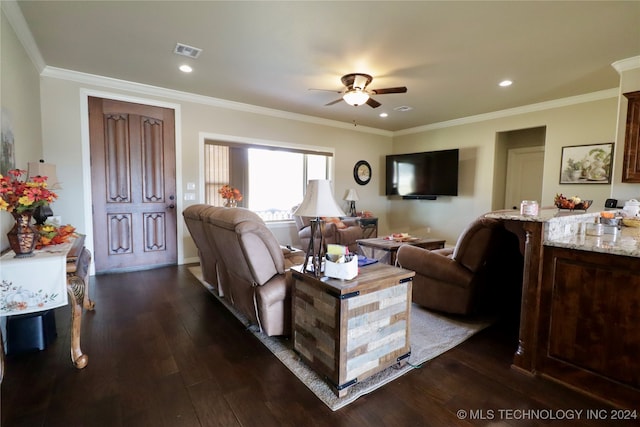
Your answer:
[291,263,415,397]
[357,237,446,265]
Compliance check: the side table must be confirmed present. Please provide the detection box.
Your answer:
[357,217,378,239]
[1,235,94,386]
[292,263,415,396]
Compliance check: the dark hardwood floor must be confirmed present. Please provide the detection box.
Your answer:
[2,265,635,427]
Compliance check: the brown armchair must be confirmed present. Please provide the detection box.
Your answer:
[396,216,522,315]
[293,214,367,254]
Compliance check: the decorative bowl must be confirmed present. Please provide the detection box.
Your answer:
[622,218,640,228]
[555,200,592,210]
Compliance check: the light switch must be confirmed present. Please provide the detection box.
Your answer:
[184,193,196,201]
[186,182,196,190]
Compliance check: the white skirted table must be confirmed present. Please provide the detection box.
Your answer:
[0,235,93,384]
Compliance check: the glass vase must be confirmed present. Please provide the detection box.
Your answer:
[6,211,38,258]
[224,199,238,208]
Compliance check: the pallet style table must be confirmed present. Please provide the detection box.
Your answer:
[291,263,415,397]
[357,237,445,265]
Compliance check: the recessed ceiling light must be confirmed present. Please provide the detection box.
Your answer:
[499,80,513,87]
[393,106,413,112]
[179,64,193,73]
[379,112,388,118]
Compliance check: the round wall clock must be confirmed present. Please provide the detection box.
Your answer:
[354,160,371,185]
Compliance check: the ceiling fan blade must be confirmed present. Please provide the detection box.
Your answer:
[370,86,408,95]
[325,98,344,106]
[308,88,343,93]
[366,97,381,108]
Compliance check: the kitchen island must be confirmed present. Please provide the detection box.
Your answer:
[485,208,639,409]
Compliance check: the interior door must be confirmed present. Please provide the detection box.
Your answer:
[88,97,177,273]
[505,146,544,210]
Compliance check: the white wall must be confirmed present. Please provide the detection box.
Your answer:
[0,10,43,251]
[392,96,619,244]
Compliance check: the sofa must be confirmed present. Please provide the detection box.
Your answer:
[183,205,305,336]
[396,216,522,316]
[183,205,225,294]
[293,214,372,254]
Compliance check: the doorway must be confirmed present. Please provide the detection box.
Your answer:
[505,147,545,209]
[88,97,177,273]
[492,126,546,211]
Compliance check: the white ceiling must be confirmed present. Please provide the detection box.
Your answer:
[14,1,640,132]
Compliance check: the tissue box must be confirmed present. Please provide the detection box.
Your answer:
[324,254,358,280]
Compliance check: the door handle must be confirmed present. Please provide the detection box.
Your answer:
[167,204,175,209]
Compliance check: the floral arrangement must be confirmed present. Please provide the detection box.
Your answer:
[0,169,57,214]
[218,184,243,202]
[35,224,76,249]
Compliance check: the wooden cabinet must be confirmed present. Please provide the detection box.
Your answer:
[539,246,640,408]
[292,263,414,396]
[622,90,640,182]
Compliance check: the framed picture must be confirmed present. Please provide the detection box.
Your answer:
[1,107,16,175]
[559,142,613,184]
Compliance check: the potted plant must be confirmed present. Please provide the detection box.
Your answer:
[0,169,57,257]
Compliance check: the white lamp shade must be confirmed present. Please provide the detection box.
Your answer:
[343,188,359,201]
[294,179,346,217]
[28,161,61,189]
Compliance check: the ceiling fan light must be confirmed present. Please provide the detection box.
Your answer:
[343,89,369,106]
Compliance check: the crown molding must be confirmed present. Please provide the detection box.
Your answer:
[612,56,640,73]
[1,0,46,72]
[395,88,619,136]
[40,66,393,137]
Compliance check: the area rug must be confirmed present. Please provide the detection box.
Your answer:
[188,266,492,411]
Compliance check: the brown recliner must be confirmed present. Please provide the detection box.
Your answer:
[396,217,521,315]
[293,213,368,254]
[187,206,304,336]
[183,205,225,295]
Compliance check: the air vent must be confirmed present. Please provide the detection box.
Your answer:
[174,43,202,59]
[393,106,413,112]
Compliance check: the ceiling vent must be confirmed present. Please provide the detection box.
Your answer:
[174,43,202,59]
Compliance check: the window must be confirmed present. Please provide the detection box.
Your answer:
[204,141,332,221]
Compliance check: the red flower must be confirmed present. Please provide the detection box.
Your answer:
[0,169,58,214]
[218,184,243,202]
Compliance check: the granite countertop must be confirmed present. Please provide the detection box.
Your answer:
[485,207,593,222]
[544,226,640,258]
[485,208,640,258]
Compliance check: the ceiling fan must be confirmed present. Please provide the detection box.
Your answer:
[312,73,407,108]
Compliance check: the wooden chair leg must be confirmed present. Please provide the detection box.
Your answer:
[67,276,88,369]
[66,248,93,369]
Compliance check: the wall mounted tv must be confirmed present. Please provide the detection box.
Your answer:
[385,149,459,199]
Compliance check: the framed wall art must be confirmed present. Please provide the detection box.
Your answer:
[1,107,16,175]
[559,142,613,184]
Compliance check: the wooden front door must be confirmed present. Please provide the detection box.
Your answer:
[88,97,177,273]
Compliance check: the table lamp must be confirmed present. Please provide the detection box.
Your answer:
[343,188,359,217]
[28,160,61,225]
[293,179,345,276]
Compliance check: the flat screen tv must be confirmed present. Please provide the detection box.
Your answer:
[385,149,459,199]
